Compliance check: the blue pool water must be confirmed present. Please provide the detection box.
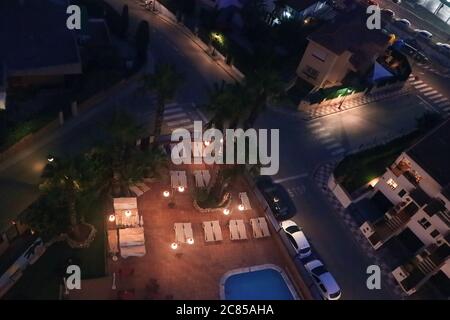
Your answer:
[224,268,295,300]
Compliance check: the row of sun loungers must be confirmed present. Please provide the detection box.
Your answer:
[174,217,270,243]
[129,182,151,197]
[170,171,188,189]
[193,170,211,188]
[239,192,252,210]
[174,223,194,243]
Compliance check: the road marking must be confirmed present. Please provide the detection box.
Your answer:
[423,90,439,96]
[331,148,346,156]
[428,93,443,100]
[438,101,450,107]
[326,142,342,150]
[163,107,183,114]
[414,83,426,88]
[320,137,336,143]
[167,118,191,126]
[307,121,322,128]
[312,127,326,134]
[184,123,195,129]
[273,173,308,184]
[317,131,331,138]
[433,97,448,104]
[163,112,188,120]
[419,87,434,93]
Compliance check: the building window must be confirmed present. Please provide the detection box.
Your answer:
[418,217,431,230]
[302,66,319,80]
[430,229,440,238]
[312,50,327,62]
[386,178,398,190]
[398,189,406,197]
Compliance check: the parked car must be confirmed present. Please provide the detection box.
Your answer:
[305,260,342,300]
[391,0,401,4]
[280,220,312,258]
[414,29,433,41]
[381,8,395,20]
[256,180,292,220]
[393,18,411,30]
[393,40,429,63]
[436,42,450,56]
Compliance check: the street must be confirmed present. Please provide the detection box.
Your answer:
[1,0,449,300]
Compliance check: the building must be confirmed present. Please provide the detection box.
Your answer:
[0,0,82,109]
[360,120,450,296]
[281,0,331,21]
[296,7,393,90]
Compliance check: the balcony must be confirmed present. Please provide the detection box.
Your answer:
[390,160,411,177]
[361,201,419,249]
[392,240,450,295]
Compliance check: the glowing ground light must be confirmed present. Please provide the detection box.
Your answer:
[178,186,185,193]
[187,238,194,245]
[125,210,132,217]
[47,157,54,162]
[223,208,230,215]
[238,204,245,211]
[163,190,170,198]
[109,214,116,222]
[171,242,178,250]
[204,140,210,146]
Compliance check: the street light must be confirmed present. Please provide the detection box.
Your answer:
[187,238,194,245]
[171,242,178,250]
[163,190,170,198]
[178,186,185,193]
[108,214,116,222]
[125,210,132,217]
[47,156,54,163]
[238,204,245,211]
[223,208,230,216]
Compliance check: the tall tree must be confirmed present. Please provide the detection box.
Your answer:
[243,68,283,129]
[140,64,184,142]
[135,20,150,65]
[120,5,129,38]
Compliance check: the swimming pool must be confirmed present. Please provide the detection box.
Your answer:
[220,264,299,300]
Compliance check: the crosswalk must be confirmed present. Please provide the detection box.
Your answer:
[307,121,346,158]
[161,103,206,135]
[408,74,450,117]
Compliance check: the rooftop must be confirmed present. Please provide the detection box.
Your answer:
[407,119,450,187]
[308,6,391,71]
[285,0,322,12]
[0,0,81,77]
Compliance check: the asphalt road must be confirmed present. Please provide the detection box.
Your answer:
[0,0,447,299]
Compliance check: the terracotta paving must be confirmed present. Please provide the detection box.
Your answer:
[70,169,311,300]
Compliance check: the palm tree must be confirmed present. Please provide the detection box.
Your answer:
[40,155,86,238]
[243,67,284,129]
[140,64,184,143]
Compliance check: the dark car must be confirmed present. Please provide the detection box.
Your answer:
[256,180,292,220]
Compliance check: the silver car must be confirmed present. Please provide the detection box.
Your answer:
[305,260,342,300]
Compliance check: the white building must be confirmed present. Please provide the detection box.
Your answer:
[360,120,450,296]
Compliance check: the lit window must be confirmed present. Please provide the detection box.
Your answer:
[418,217,431,230]
[386,178,398,190]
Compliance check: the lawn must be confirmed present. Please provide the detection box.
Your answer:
[334,131,422,194]
[3,201,107,300]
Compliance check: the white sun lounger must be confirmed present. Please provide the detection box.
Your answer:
[203,222,215,242]
[178,171,187,189]
[174,223,185,243]
[108,230,119,254]
[211,220,223,241]
[130,185,144,197]
[236,219,248,239]
[250,218,263,238]
[183,223,193,240]
[239,192,252,210]
[136,182,150,193]
[202,170,211,186]
[193,170,205,188]
[258,217,271,237]
[229,220,240,240]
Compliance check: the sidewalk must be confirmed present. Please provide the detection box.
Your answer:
[300,85,411,121]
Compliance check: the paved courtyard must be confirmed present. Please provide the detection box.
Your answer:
[70,170,311,300]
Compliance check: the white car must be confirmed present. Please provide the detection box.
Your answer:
[280,220,312,258]
[414,29,433,41]
[393,18,411,29]
[436,43,450,56]
[305,260,342,300]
